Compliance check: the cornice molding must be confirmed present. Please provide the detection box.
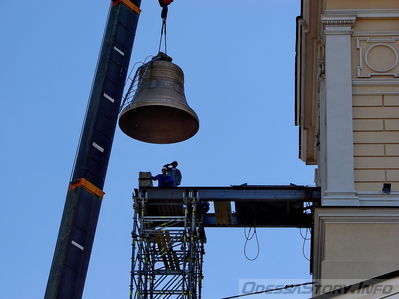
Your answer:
[353,31,399,37]
[321,16,356,35]
[316,207,399,218]
[325,9,399,19]
[353,91,399,95]
[353,78,399,85]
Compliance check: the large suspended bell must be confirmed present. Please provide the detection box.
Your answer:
[118,53,199,144]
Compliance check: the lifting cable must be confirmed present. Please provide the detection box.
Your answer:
[158,0,174,54]
[121,0,174,111]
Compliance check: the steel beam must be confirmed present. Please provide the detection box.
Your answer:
[137,186,320,228]
[138,186,321,202]
[202,214,313,228]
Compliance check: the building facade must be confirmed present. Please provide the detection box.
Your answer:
[296,0,399,295]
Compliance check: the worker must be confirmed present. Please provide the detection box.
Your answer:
[152,167,174,188]
[197,200,210,215]
[163,161,182,187]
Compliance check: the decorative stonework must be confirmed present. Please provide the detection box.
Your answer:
[321,16,356,36]
[356,37,399,78]
[321,15,356,26]
[365,43,398,72]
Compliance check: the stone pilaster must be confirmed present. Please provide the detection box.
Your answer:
[321,16,359,205]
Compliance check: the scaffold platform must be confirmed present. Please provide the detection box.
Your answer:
[136,185,320,227]
[130,185,320,298]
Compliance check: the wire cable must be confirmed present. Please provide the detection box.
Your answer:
[299,227,311,240]
[243,226,260,261]
[379,291,399,298]
[299,227,310,261]
[158,5,168,54]
[298,201,312,261]
[158,20,167,53]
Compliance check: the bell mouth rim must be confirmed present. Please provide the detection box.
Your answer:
[118,105,200,144]
[123,128,199,144]
[120,102,199,121]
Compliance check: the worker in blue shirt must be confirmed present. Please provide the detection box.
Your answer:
[152,167,174,187]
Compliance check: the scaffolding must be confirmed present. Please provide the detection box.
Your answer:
[129,184,321,298]
[130,189,206,299]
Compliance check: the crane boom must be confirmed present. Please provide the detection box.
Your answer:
[45,1,141,298]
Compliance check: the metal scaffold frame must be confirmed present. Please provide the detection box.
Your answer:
[130,189,205,299]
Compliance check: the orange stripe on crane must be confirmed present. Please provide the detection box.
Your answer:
[112,0,141,14]
[69,178,105,199]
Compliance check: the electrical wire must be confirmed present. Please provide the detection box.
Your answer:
[299,227,311,241]
[298,201,312,261]
[301,228,310,261]
[379,291,399,298]
[243,226,260,261]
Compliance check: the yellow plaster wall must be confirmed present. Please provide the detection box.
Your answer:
[353,95,399,191]
[349,13,399,192]
[353,19,399,32]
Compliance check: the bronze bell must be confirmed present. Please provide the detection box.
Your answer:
[118,54,199,144]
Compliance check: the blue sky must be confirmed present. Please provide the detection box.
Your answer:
[0,0,315,298]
